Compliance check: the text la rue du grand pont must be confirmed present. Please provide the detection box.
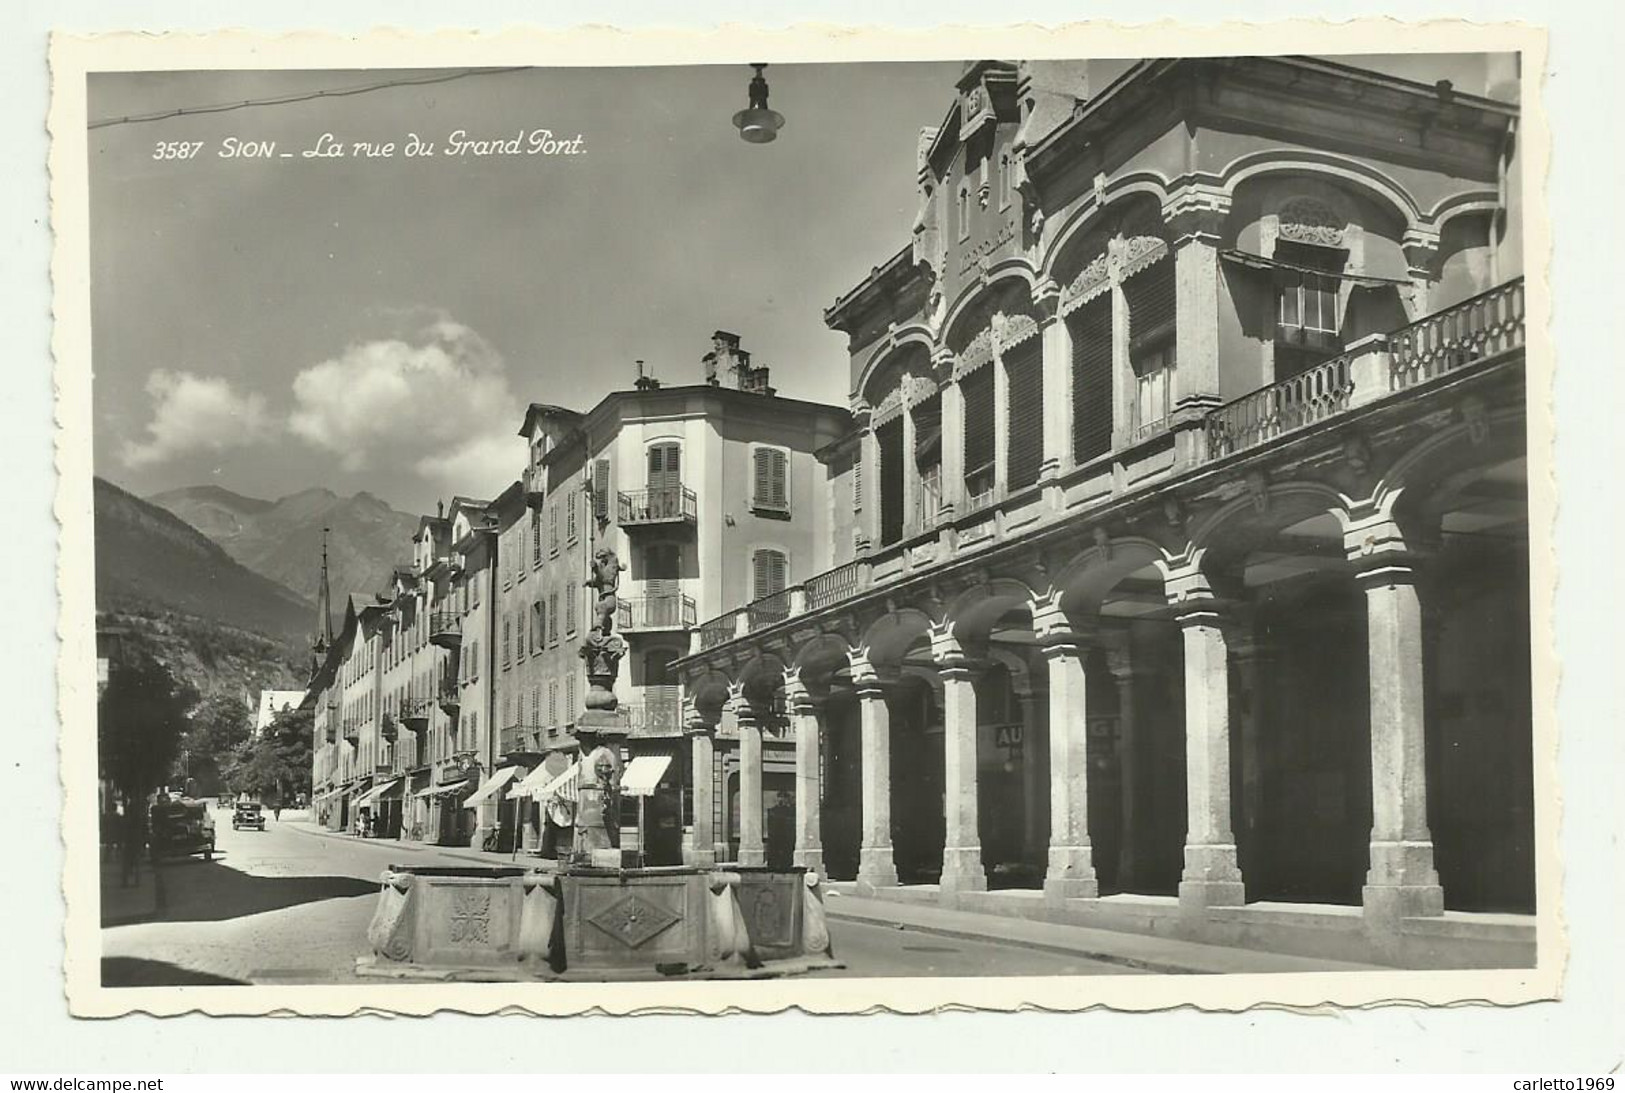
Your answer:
[151,129,586,161]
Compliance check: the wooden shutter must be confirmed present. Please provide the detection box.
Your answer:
[648,443,679,488]
[549,592,558,643]
[852,456,863,510]
[592,459,610,520]
[752,447,787,511]
[531,601,543,647]
[961,366,995,477]
[1003,337,1044,490]
[565,586,577,633]
[753,549,788,599]
[1125,259,1177,354]
[1068,295,1113,464]
[876,418,905,546]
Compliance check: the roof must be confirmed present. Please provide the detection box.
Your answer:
[518,402,586,437]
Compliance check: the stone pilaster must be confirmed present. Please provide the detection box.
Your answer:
[783,667,825,875]
[1162,185,1232,468]
[857,418,879,553]
[1402,227,1442,321]
[1156,547,1246,913]
[900,375,919,539]
[931,622,986,896]
[684,715,719,867]
[848,647,898,889]
[1336,487,1444,922]
[1035,277,1071,489]
[728,683,766,868]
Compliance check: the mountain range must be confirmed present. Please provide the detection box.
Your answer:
[147,484,422,606]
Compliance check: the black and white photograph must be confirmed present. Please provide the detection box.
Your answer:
[53,25,1554,1017]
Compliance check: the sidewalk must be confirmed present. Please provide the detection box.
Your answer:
[100,855,163,927]
[286,819,539,870]
[820,891,1389,975]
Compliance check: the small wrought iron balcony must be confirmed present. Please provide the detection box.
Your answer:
[617,485,697,528]
[429,611,462,648]
[400,698,433,732]
[498,724,545,760]
[616,593,697,632]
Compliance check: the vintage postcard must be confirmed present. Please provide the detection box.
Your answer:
[52,21,1556,1017]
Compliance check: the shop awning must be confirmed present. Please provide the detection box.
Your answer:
[516,758,582,800]
[354,777,401,810]
[413,780,465,799]
[1219,248,1411,286]
[619,755,673,798]
[462,766,519,809]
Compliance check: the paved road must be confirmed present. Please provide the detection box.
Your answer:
[102,817,1135,986]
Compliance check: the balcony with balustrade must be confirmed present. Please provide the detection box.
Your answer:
[683,278,1527,658]
[498,723,545,762]
[627,685,683,736]
[616,592,698,633]
[437,678,461,716]
[429,611,462,648]
[617,485,697,529]
[401,698,433,732]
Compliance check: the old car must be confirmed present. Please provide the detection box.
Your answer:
[232,801,266,831]
[148,798,215,862]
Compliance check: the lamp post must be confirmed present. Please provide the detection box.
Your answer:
[732,63,785,144]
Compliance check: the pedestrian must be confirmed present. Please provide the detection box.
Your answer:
[273,803,282,822]
[119,800,145,888]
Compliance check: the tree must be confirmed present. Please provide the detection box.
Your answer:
[99,646,197,799]
[227,705,313,804]
[180,691,254,796]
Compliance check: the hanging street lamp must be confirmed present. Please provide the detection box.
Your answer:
[732,63,784,144]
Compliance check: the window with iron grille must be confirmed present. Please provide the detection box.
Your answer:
[875,417,905,545]
[961,365,996,507]
[752,548,788,601]
[752,446,789,515]
[1003,336,1044,490]
[1125,259,1177,438]
[1068,294,1113,464]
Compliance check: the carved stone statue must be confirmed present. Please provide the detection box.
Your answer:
[579,546,629,711]
[585,547,626,636]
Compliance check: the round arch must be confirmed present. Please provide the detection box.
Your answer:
[1215,149,1424,231]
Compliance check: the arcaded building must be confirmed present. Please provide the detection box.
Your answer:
[675,55,1531,965]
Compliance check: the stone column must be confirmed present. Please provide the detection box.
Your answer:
[936,348,964,523]
[1037,635,1098,904]
[1157,548,1246,912]
[1229,628,1272,885]
[857,420,879,553]
[1337,487,1444,921]
[685,716,718,867]
[848,648,898,889]
[729,685,766,867]
[1106,646,1144,892]
[783,668,825,875]
[1161,186,1232,468]
[932,623,986,896]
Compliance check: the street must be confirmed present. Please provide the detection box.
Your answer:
[101,814,1142,986]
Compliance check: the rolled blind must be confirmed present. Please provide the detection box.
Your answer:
[961,366,995,476]
[1125,259,1177,352]
[1004,337,1044,490]
[1068,295,1113,463]
[876,417,905,546]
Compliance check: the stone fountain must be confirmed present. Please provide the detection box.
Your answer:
[357,533,838,981]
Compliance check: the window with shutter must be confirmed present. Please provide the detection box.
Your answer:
[566,489,578,542]
[549,592,559,643]
[566,675,576,721]
[1003,336,1044,490]
[502,616,511,669]
[751,447,789,514]
[516,612,525,658]
[1068,295,1113,464]
[565,586,577,634]
[876,418,905,545]
[1125,259,1178,438]
[592,459,610,521]
[961,365,996,507]
[549,504,559,555]
[531,511,542,566]
[852,456,863,511]
[752,548,788,600]
[531,601,543,648]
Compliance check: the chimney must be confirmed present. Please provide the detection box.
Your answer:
[702,331,773,396]
[633,359,660,391]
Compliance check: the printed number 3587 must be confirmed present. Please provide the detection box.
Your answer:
[152,141,205,160]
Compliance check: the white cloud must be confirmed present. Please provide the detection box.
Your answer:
[288,317,525,493]
[121,370,274,468]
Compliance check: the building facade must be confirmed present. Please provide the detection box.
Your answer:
[674,56,1531,965]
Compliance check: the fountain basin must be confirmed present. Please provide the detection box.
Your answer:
[358,863,838,981]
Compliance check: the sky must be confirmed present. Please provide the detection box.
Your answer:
[88,62,961,514]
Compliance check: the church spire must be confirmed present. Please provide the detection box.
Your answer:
[312,526,334,672]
